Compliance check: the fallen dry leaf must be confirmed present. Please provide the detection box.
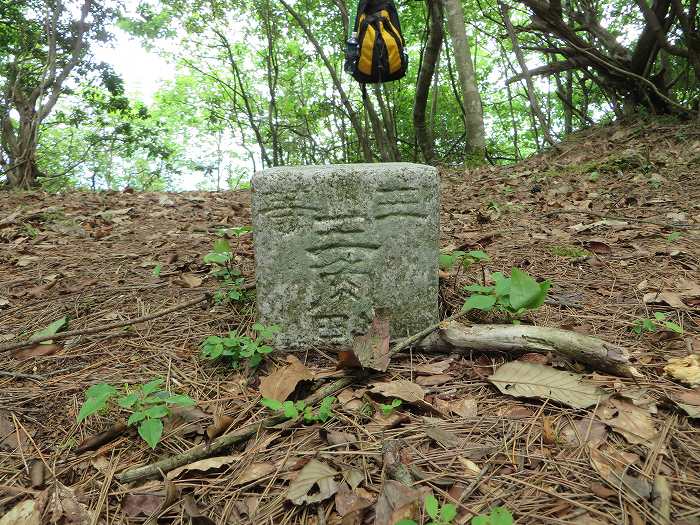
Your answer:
[259,355,314,401]
[589,446,650,500]
[12,343,62,360]
[320,429,357,446]
[643,290,688,309]
[122,480,178,517]
[369,380,425,403]
[182,494,216,525]
[489,362,606,409]
[50,482,91,523]
[414,359,452,375]
[560,417,608,447]
[349,309,391,371]
[167,455,239,479]
[177,273,204,288]
[597,397,658,446]
[424,425,460,448]
[458,457,481,477]
[286,459,338,505]
[374,480,423,525]
[0,413,28,451]
[665,355,700,387]
[415,373,452,386]
[334,485,373,517]
[205,415,234,440]
[234,462,277,486]
[0,499,41,524]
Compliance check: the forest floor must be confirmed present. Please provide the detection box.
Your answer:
[1,118,699,524]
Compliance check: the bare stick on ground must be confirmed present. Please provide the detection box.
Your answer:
[439,321,639,377]
[118,376,355,484]
[0,294,210,354]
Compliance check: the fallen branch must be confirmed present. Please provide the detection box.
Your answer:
[439,321,639,378]
[545,209,698,229]
[117,376,355,484]
[0,295,210,354]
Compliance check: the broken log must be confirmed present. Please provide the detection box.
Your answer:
[437,321,638,378]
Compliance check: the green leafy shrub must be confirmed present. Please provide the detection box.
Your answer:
[261,396,336,424]
[632,312,683,334]
[77,379,195,449]
[462,267,550,316]
[200,323,280,368]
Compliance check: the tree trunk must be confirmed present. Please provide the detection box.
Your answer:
[441,0,486,161]
[280,0,373,162]
[500,2,557,147]
[414,0,443,164]
[2,108,44,189]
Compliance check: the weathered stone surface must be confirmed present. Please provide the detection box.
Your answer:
[252,163,439,348]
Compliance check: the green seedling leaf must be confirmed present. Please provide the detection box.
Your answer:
[164,394,196,406]
[128,411,146,425]
[654,312,667,321]
[462,294,497,312]
[77,396,109,423]
[466,250,490,262]
[141,379,164,395]
[152,264,162,277]
[395,521,418,525]
[666,232,682,242]
[490,507,514,525]
[261,398,283,411]
[253,323,281,340]
[471,517,489,525]
[283,400,299,419]
[203,252,230,265]
[663,321,683,334]
[86,383,118,400]
[425,494,439,520]
[213,238,231,254]
[492,272,511,296]
[439,253,456,270]
[144,405,169,418]
[31,316,68,343]
[509,267,544,310]
[317,396,336,422]
[463,284,495,293]
[138,418,164,449]
[117,393,139,408]
[441,503,458,522]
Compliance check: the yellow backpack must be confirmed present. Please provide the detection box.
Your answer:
[344,0,408,84]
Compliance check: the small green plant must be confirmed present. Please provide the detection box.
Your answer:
[632,312,683,335]
[395,494,457,525]
[200,323,280,368]
[471,507,513,525]
[77,379,195,449]
[379,398,402,416]
[23,224,39,238]
[549,245,590,258]
[462,267,550,317]
[152,264,162,277]
[588,171,601,182]
[666,231,682,242]
[424,494,457,525]
[439,250,490,271]
[261,396,336,424]
[203,231,251,304]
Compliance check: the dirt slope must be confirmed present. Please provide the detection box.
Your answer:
[0,118,699,524]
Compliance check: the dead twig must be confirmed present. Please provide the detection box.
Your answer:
[0,294,210,354]
[118,376,355,484]
[545,209,698,229]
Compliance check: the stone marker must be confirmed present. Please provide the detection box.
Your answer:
[252,163,439,348]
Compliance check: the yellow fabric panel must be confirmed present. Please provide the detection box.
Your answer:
[358,22,376,75]
[380,9,403,44]
[379,21,401,74]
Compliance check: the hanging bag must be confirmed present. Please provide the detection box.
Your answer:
[344,0,408,84]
